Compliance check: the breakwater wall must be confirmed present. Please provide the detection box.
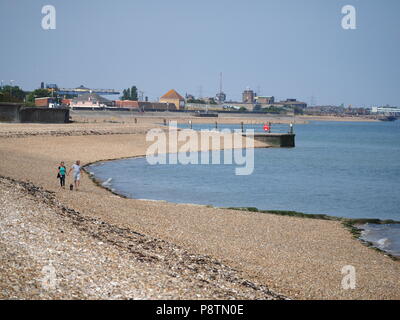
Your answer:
[0,103,70,123]
[243,133,296,148]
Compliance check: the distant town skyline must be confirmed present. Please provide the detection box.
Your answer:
[0,0,399,107]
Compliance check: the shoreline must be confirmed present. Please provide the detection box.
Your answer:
[1,119,400,299]
[85,157,400,261]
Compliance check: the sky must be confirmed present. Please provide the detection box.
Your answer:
[0,0,399,106]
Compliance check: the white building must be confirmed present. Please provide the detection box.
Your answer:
[70,92,112,109]
[371,106,400,114]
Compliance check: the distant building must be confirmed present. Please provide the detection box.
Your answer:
[304,105,371,116]
[35,97,58,108]
[115,100,139,109]
[216,91,226,103]
[371,106,400,114]
[202,97,217,104]
[256,96,274,104]
[46,84,58,90]
[159,89,185,110]
[61,99,71,107]
[57,85,120,96]
[70,92,112,109]
[242,89,255,103]
[279,99,307,109]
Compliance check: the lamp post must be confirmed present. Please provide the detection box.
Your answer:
[10,80,15,97]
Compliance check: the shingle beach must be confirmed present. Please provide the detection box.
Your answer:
[1,114,399,300]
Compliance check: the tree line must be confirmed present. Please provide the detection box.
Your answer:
[0,86,26,103]
[0,85,141,105]
[121,86,138,101]
[0,85,55,105]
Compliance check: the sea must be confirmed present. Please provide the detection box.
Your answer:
[88,120,400,256]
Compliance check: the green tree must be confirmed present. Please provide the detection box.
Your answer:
[131,86,138,101]
[0,85,26,102]
[121,86,138,101]
[187,98,205,104]
[121,89,128,100]
[262,106,283,114]
[26,88,52,103]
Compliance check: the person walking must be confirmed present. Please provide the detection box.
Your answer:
[57,161,66,189]
[68,160,82,191]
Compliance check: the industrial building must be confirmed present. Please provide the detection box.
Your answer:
[34,97,59,108]
[52,84,120,96]
[371,106,400,114]
[256,96,275,104]
[275,99,307,109]
[115,100,140,109]
[242,88,255,103]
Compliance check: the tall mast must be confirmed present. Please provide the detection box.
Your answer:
[219,72,223,94]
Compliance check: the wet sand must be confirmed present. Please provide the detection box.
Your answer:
[0,117,399,300]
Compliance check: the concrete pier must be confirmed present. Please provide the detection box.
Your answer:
[243,132,296,148]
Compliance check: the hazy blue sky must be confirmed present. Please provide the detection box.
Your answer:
[0,0,399,106]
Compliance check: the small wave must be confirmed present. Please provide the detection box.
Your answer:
[101,178,112,187]
[377,238,390,249]
[361,229,371,236]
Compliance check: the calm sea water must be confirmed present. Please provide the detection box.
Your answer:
[88,121,400,255]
